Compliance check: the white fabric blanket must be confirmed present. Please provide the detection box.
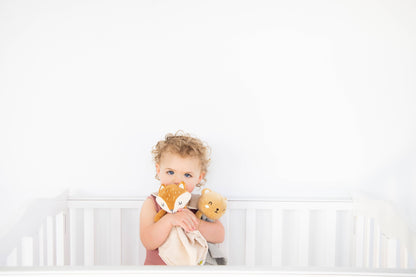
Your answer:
[158,226,208,265]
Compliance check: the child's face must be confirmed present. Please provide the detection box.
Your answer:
[156,152,205,193]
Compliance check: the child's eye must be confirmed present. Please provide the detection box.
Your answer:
[184,173,192,178]
[167,170,174,175]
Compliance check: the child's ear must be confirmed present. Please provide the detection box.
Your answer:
[198,171,206,183]
[156,164,161,175]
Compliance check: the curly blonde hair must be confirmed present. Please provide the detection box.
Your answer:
[152,131,211,186]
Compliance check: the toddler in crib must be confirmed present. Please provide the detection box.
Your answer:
[139,131,225,265]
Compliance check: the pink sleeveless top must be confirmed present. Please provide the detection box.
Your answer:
[144,195,167,265]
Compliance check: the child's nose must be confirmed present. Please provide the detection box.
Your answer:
[173,177,182,185]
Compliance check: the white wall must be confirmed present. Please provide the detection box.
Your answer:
[1,0,415,235]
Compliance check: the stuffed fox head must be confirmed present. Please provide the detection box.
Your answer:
[155,182,191,215]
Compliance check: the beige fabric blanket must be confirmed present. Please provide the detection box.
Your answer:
[158,226,208,265]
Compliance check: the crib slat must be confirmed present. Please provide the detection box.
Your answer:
[298,210,309,266]
[69,208,77,266]
[6,248,17,266]
[224,210,230,263]
[373,221,381,268]
[21,237,33,266]
[56,212,65,266]
[32,230,40,266]
[325,210,336,267]
[334,210,353,267]
[245,208,256,266]
[354,215,364,267]
[387,238,398,268]
[110,208,121,265]
[380,233,388,268]
[64,209,71,265]
[46,216,55,266]
[16,239,22,266]
[39,222,46,266]
[400,243,409,269]
[271,208,282,266]
[121,209,141,265]
[363,217,370,267]
[84,208,94,266]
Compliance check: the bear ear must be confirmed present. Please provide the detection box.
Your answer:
[159,184,166,193]
[201,188,211,195]
[179,182,186,190]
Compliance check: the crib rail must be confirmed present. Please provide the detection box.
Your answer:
[1,196,415,269]
[1,267,416,277]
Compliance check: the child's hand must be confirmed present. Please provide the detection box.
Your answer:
[168,208,199,232]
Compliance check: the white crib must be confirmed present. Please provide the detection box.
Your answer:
[1,194,415,277]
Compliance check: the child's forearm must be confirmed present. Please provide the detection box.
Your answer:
[140,215,173,250]
[198,219,225,244]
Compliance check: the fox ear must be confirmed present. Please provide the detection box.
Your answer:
[179,182,185,190]
[159,184,166,193]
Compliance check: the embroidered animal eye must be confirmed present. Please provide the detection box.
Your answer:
[208,201,213,205]
[178,201,182,205]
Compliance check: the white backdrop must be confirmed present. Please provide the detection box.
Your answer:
[1,0,415,236]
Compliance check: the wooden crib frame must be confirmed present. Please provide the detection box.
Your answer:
[1,194,415,276]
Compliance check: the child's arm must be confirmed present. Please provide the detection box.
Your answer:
[198,218,225,244]
[140,198,199,250]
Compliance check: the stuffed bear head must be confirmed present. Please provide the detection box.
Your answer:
[197,188,227,220]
